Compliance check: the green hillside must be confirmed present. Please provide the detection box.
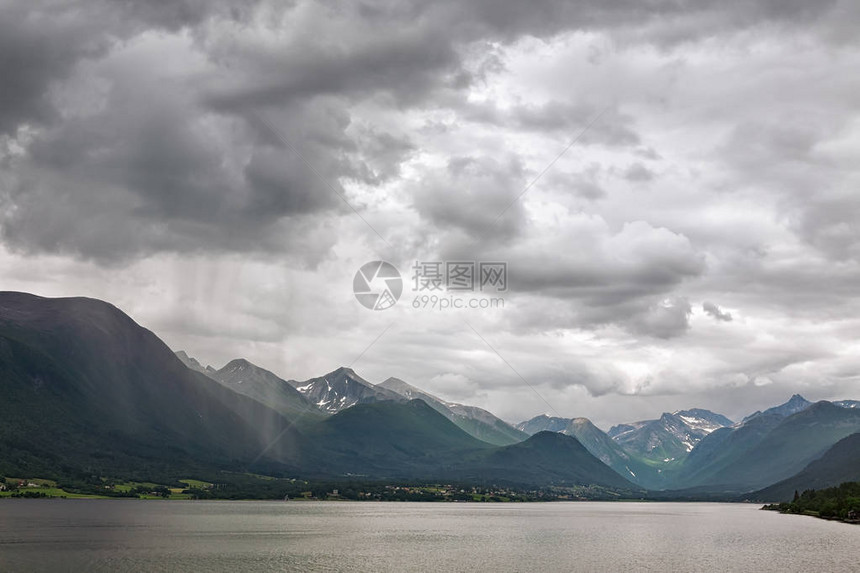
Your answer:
[677,403,860,491]
[0,292,297,480]
[752,432,860,501]
[378,377,527,446]
[457,431,640,489]
[291,399,493,478]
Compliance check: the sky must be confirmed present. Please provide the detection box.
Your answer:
[1,0,860,429]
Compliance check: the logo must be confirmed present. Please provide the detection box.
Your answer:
[353,261,403,310]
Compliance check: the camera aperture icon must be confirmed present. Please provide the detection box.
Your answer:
[353,261,403,310]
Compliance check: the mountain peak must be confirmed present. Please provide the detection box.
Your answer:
[332,366,360,378]
[609,408,734,464]
[222,358,253,370]
[516,414,571,435]
[206,357,318,418]
[175,350,211,374]
[528,430,581,446]
[742,394,813,424]
[777,393,812,410]
[378,377,416,393]
[290,367,401,414]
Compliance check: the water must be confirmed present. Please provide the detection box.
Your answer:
[0,500,857,572]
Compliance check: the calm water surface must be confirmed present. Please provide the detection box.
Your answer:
[0,500,857,572]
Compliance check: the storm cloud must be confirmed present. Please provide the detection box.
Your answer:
[2,0,860,427]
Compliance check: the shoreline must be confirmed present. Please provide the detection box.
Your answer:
[761,504,860,525]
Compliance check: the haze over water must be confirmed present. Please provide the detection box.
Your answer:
[1,500,857,572]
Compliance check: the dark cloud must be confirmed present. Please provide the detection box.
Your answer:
[719,121,824,185]
[622,162,655,183]
[508,221,705,305]
[572,181,606,201]
[539,361,627,398]
[438,219,708,339]
[544,165,607,201]
[412,155,528,241]
[702,301,733,322]
[629,296,692,339]
[2,0,856,263]
[0,0,263,135]
[795,189,860,261]
[203,28,464,111]
[447,0,844,46]
[0,68,352,261]
[0,4,109,135]
[3,0,860,426]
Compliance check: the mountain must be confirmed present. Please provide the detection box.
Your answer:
[291,399,492,478]
[175,350,217,376]
[458,431,641,490]
[607,409,733,465]
[752,432,860,501]
[176,351,321,419]
[6,291,856,496]
[517,415,571,435]
[0,292,637,492]
[834,400,860,409]
[287,399,636,490]
[674,409,735,432]
[189,359,525,445]
[288,367,406,413]
[377,377,527,446]
[517,415,669,488]
[0,292,296,480]
[676,401,860,491]
[674,412,785,489]
[207,358,324,420]
[741,394,812,423]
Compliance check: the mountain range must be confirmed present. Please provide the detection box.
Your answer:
[517,409,737,490]
[178,353,527,447]
[673,401,860,492]
[607,409,734,462]
[1,291,858,500]
[515,415,667,488]
[177,354,322,421]
[0,292,639,492]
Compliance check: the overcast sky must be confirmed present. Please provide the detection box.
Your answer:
[2,0,859,429]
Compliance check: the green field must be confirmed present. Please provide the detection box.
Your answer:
[0,478,109,499]
[0,477,216,500]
